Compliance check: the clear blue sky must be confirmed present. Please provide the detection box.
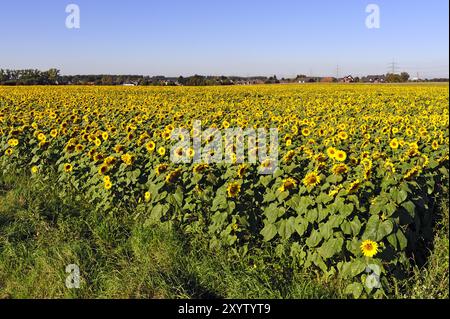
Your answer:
[0,0,448,78]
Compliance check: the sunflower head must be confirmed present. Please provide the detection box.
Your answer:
[104,180,112,190]
[335,150,347,162]
[283,150,296,163]
[146,141,156,153]
[279,177,297,192]
[144,191,152,202]
[389,138,399,150]
[98,164,109,175]
[121,153,135,166]
[156,163,169,175]
[326,147,337,159]
[331,163,348,175]
[158,147,166,156]
[303,171,321,188]
[165,168,182,184]
[237,164,247,179]
[64,163,73,173]
[227,182,241,198]
[360,240,379,257]
[193,163,208,174]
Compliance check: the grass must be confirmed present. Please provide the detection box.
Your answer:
[0,173,339,299]
[0,173,448,299]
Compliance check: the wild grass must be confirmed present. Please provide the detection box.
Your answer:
[0,172,447,299]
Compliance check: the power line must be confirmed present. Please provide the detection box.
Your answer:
[387,60,399,74]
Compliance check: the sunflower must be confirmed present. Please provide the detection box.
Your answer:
[279,177,297,192]
[75,144,84,152]
[104,180,112,190]
[331,163,349,175]
[37,133,46,142]
[187,147,195,158]
[121,153,134,166]
[7,138,19,147]
[98,164,109,175]
[158,147,166,156]
[384,160,396,174]
[314,152,327,163]
[193,163,208,174]
[431,140,439,150]
[285,139,292,147]
[237,164,247,179]
[360,240,379,257]
[104,156,117,166]
[114,144,125,153]
[146,141,156,153]
[50,129,58,138]
[420,154,429,167]
[335,150,347,162]
[389,138,399,150]
[301,128,311,137]
[404,166,422,181]
[31,166,39,174]
[283,150,296,162]
[156,163,169,175]
[328,185,343,197]
[165,168,182,184]
[347,179,361,194]
[94,138,102,147]
[337,131,348,140]
[361,158,373,170]
[227,181,241,198]
[64,163,73,173]
[161,130,171,140]
[303,171,321,188]
[326,147,337,159]
[173,147,184,159]
[93,152,104,162]
[144,191,151,203]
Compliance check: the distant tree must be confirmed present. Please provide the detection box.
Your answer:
[46,68,60,84]
[386,73,401,83]
[101,75,114,85]
[400,72,410,82]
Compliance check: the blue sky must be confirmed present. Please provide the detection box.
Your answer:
[0,0,448,77]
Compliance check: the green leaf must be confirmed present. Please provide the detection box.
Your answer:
[306,229,322,248]
[295,196,315,215]
[260,223,277,242]
[396,229,408,250]
[318,237,343,259]
[277,191,289,202]
[350,217,362,236]
[345,282,363,299]
[264,204,281,223]
[401,201,415,217]
[278,217,296,241]
[306,208,318,223]
[294,216,307,236]
[363,215,393,241]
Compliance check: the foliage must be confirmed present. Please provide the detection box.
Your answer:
[0,84,448,298]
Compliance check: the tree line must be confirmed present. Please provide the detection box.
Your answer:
[1,69,447,86]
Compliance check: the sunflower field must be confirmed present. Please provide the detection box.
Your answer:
[0,84,448,298]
